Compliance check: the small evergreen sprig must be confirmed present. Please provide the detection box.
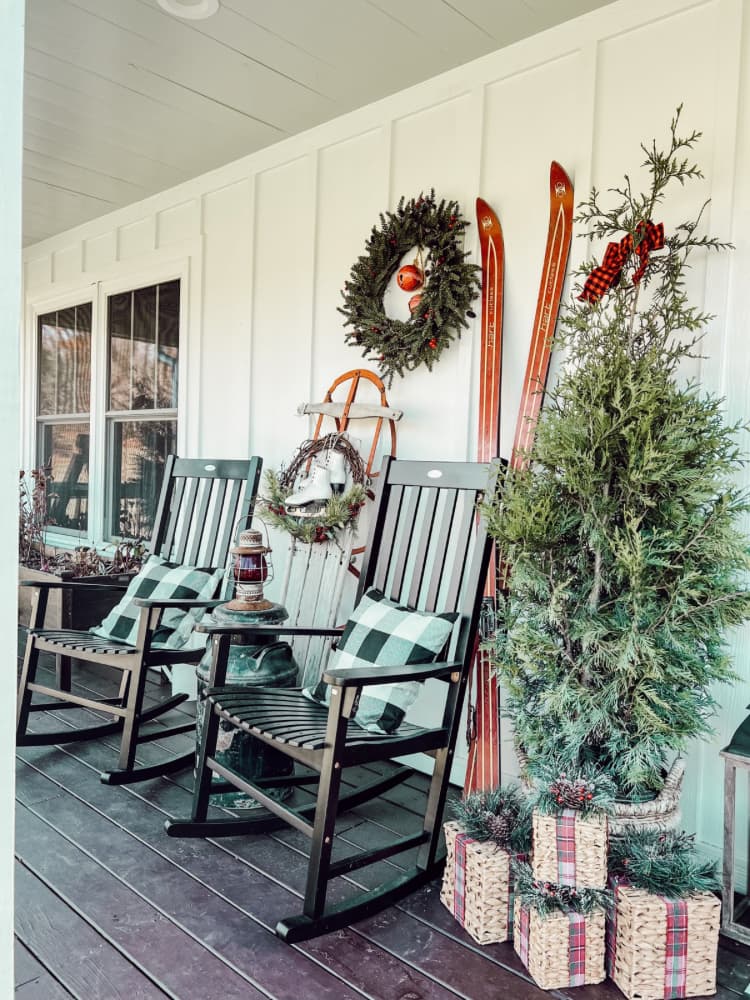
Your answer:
[608,829,719,898]
[451,785,531,853]
[529,760,616,817]
[513,861,612,917]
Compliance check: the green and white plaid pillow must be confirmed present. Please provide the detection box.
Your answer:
[91,554,224,649]
[303,588,457,734]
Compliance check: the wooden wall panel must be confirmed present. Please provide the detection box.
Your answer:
[157,200,200,248]
[117,217,155,260]
[199,179,253,457]
[83,231,116,273]
[249,157,316,468]
[312,128,390,411]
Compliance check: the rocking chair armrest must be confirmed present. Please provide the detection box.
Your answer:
[195,622,345,638]
[323,659,463,688]
[133,597,224,610]
[19,578,129,592]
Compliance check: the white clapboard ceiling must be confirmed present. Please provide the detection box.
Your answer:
[23,0,615,247]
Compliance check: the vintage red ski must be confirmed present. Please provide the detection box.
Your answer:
[464,164,574,796]
[511,161,574,468]
[464,197,504,795]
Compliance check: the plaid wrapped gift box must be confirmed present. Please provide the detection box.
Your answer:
[440,821,521,944]
[606,882,720,1000]
[532,808,608,889]
[514,900,606,990]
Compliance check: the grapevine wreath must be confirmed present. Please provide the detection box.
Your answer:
[339,190,481,386]
[258,434,368,545]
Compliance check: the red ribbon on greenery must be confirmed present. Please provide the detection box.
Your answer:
[579,220,665,303]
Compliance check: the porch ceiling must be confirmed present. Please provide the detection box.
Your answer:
[23,0,616,248]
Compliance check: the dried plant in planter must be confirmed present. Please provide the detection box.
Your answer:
[19,466,146,578]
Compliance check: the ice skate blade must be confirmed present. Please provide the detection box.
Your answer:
[287,501,329,518]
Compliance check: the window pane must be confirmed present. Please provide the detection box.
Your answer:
[75,303,92,412]
[132,285,156,410]
[37,304,91,417]
[109,419,176,540]
[108,291,132,411]
[39,423,90,531]
[157,279,179,408]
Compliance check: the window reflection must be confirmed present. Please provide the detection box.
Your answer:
[110,420,176,540]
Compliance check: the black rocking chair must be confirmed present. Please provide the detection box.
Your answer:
[17,455,262,786]
[165,457,496,942]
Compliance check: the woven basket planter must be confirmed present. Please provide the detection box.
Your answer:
[606,883,720,1000]
[610,758,685,836]
[514,900,606,990]
[440,821,518,944]
[532,808,607,889]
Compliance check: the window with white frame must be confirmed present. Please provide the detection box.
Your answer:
[36,278,180,542]
[37,302,92,531]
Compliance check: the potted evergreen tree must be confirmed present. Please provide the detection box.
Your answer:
[485,109,750,828]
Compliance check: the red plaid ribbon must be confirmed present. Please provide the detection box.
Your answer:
[556,809,578,885]
[662,897,688,998]
[568,912,587,986]
[452,833,519,934]
[518,903,530,968]
[606,879,622,976]
[579,220,665,303]
[608,880,689,998]
[517,905,587,986]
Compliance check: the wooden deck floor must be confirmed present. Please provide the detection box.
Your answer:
[15,635,750,1000]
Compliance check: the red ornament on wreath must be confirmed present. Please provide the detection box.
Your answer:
[408,294,423,315]
[397,264,424,292]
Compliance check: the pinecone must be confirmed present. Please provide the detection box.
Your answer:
[484,810,511,847]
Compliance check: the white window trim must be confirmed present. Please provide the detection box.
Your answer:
[24,254,193,552]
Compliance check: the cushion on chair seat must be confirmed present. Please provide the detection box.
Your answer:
[90,554,224,649]
[303,588,457,734]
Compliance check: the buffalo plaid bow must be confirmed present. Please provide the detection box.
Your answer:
[579,220,665,303]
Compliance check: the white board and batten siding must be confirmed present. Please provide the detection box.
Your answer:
[21,0,750,874]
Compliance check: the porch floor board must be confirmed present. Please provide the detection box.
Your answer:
[15,633,750,999]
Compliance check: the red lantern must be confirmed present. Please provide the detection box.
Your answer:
[408,293,423,315]
[397,264,424,292]
[225,528,274,611]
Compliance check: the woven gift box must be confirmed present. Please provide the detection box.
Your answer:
[514,899,606,990]
[440,820,520,944]
[532,808,607,888]
[606,882,720,1000]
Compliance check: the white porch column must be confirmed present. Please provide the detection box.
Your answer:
[0,0,24,989]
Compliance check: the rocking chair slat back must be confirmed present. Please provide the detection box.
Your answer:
[151,460,253,570]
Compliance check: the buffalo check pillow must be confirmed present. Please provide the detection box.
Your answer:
[303,588,457,734]
[91,554,224,649]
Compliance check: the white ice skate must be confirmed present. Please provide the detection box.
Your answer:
[286,464,331,514]
[323,449,347,495]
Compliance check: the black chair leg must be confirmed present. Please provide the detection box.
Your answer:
[16,642,39,741]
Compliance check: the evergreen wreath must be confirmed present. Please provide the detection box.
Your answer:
[608,830,719,898]
[257,434,368,545]
[513,861,612,917]
[451,785,532,853]
[339,190,480,386]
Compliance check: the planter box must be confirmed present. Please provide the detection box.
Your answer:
[18,567,130,630]
[440,820,520,944]
[607,883,720,1000]
[532,808,608,888]
[514,900,606,990]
